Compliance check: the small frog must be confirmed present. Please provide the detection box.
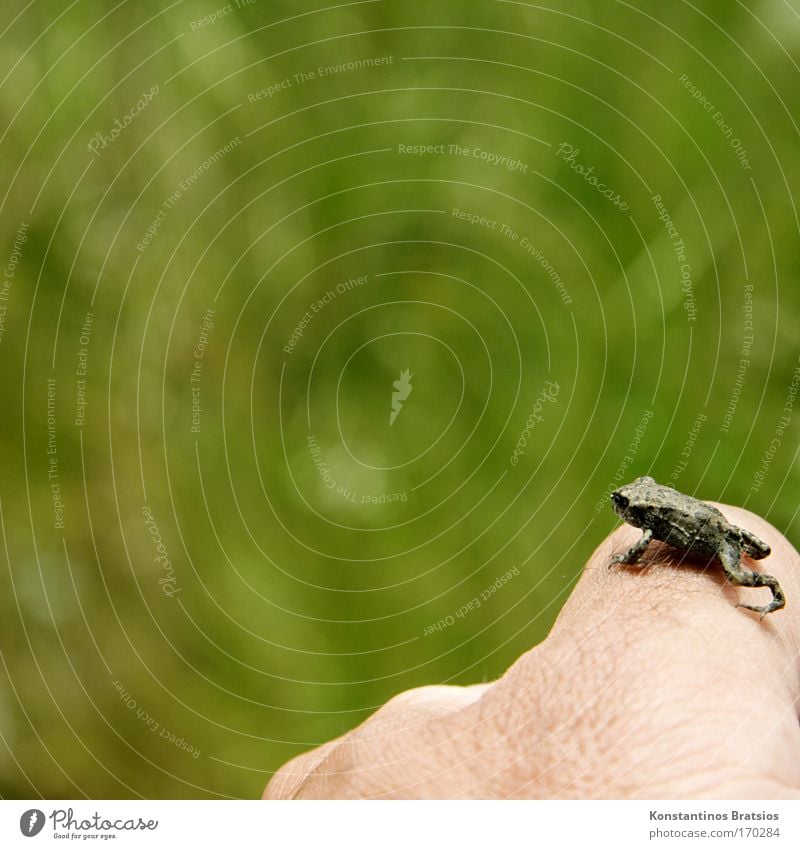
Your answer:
[610,475,784,618]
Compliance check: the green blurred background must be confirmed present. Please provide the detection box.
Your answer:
[0,0,798,798]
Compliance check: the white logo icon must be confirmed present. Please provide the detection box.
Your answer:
[389,369,413,426]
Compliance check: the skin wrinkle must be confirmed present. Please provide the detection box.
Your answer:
[292,738,388,799]
[508,695,793,799]
[284,743,346,799]
[344,721,479,799]
[271,686,475,797]
[545,647,781,794]
[264,504,800,799]
[660,672,800,798]
[287,688,491,798]
[411,697,517,798]
[493,651,686,796]
[467,628,695,797]
[489,626,721,780]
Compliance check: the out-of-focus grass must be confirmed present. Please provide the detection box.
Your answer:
[0,0,798,798]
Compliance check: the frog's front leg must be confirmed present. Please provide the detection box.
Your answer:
[718,543,785,619]
[612,528,653,565]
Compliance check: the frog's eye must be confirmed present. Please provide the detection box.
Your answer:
[611,492,629,508]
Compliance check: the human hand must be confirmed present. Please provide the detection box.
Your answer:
[263,505,800,799]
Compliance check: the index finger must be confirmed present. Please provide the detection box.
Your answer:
[481,505,800,798]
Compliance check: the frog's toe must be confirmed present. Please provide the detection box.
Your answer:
[736,601,778,619]
[610,552,635,566]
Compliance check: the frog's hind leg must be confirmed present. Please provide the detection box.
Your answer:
[612,528,653,565]
[718,543,785,619]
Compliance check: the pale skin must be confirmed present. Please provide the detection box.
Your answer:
[263,505,800,799]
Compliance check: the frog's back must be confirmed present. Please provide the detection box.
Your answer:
[649,498,728,555]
